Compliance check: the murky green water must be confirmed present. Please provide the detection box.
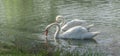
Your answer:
[0,0,120,56]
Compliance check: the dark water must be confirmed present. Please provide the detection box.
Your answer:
[0,0,120,55]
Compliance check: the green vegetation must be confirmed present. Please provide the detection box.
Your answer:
[0,42,107,56]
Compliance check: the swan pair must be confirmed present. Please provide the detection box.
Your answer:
[55,15,93,32]
[44,15,100,40]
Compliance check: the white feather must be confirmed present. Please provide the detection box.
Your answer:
[45,23,99,40]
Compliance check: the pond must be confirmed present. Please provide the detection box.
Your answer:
[0,0,120,56]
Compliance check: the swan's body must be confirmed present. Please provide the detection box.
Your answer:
[45,23,99,40]
[55,15,90,32]
[61,19,88,31]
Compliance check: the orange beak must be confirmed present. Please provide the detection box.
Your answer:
[44,30,48,36]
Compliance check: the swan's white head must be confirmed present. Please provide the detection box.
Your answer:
[55,15,64,23]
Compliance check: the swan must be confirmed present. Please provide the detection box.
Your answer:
[55,15,93,32]
[45,22,100,40]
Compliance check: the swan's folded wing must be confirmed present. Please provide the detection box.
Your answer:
[81,32,100,39]
[61,19,87,31]
[60,26,88,39]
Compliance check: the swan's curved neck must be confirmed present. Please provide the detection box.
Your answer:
[61,18,65,27]
[54,24,61,39]
[45,23,61,40]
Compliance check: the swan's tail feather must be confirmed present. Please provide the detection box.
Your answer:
[92,31,100,34]
[92,31,101,37]
[86,24,94,31]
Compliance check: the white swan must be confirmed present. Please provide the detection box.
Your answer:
[45,22,100,40]
[55,15,93,32]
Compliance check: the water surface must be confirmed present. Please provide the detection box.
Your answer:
[0,0,120,55]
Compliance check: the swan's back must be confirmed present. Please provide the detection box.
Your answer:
[64,26,87,33]
[61,19,86,31]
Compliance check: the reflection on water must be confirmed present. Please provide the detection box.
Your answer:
[55,39,97,46]
[0,0,120,55]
